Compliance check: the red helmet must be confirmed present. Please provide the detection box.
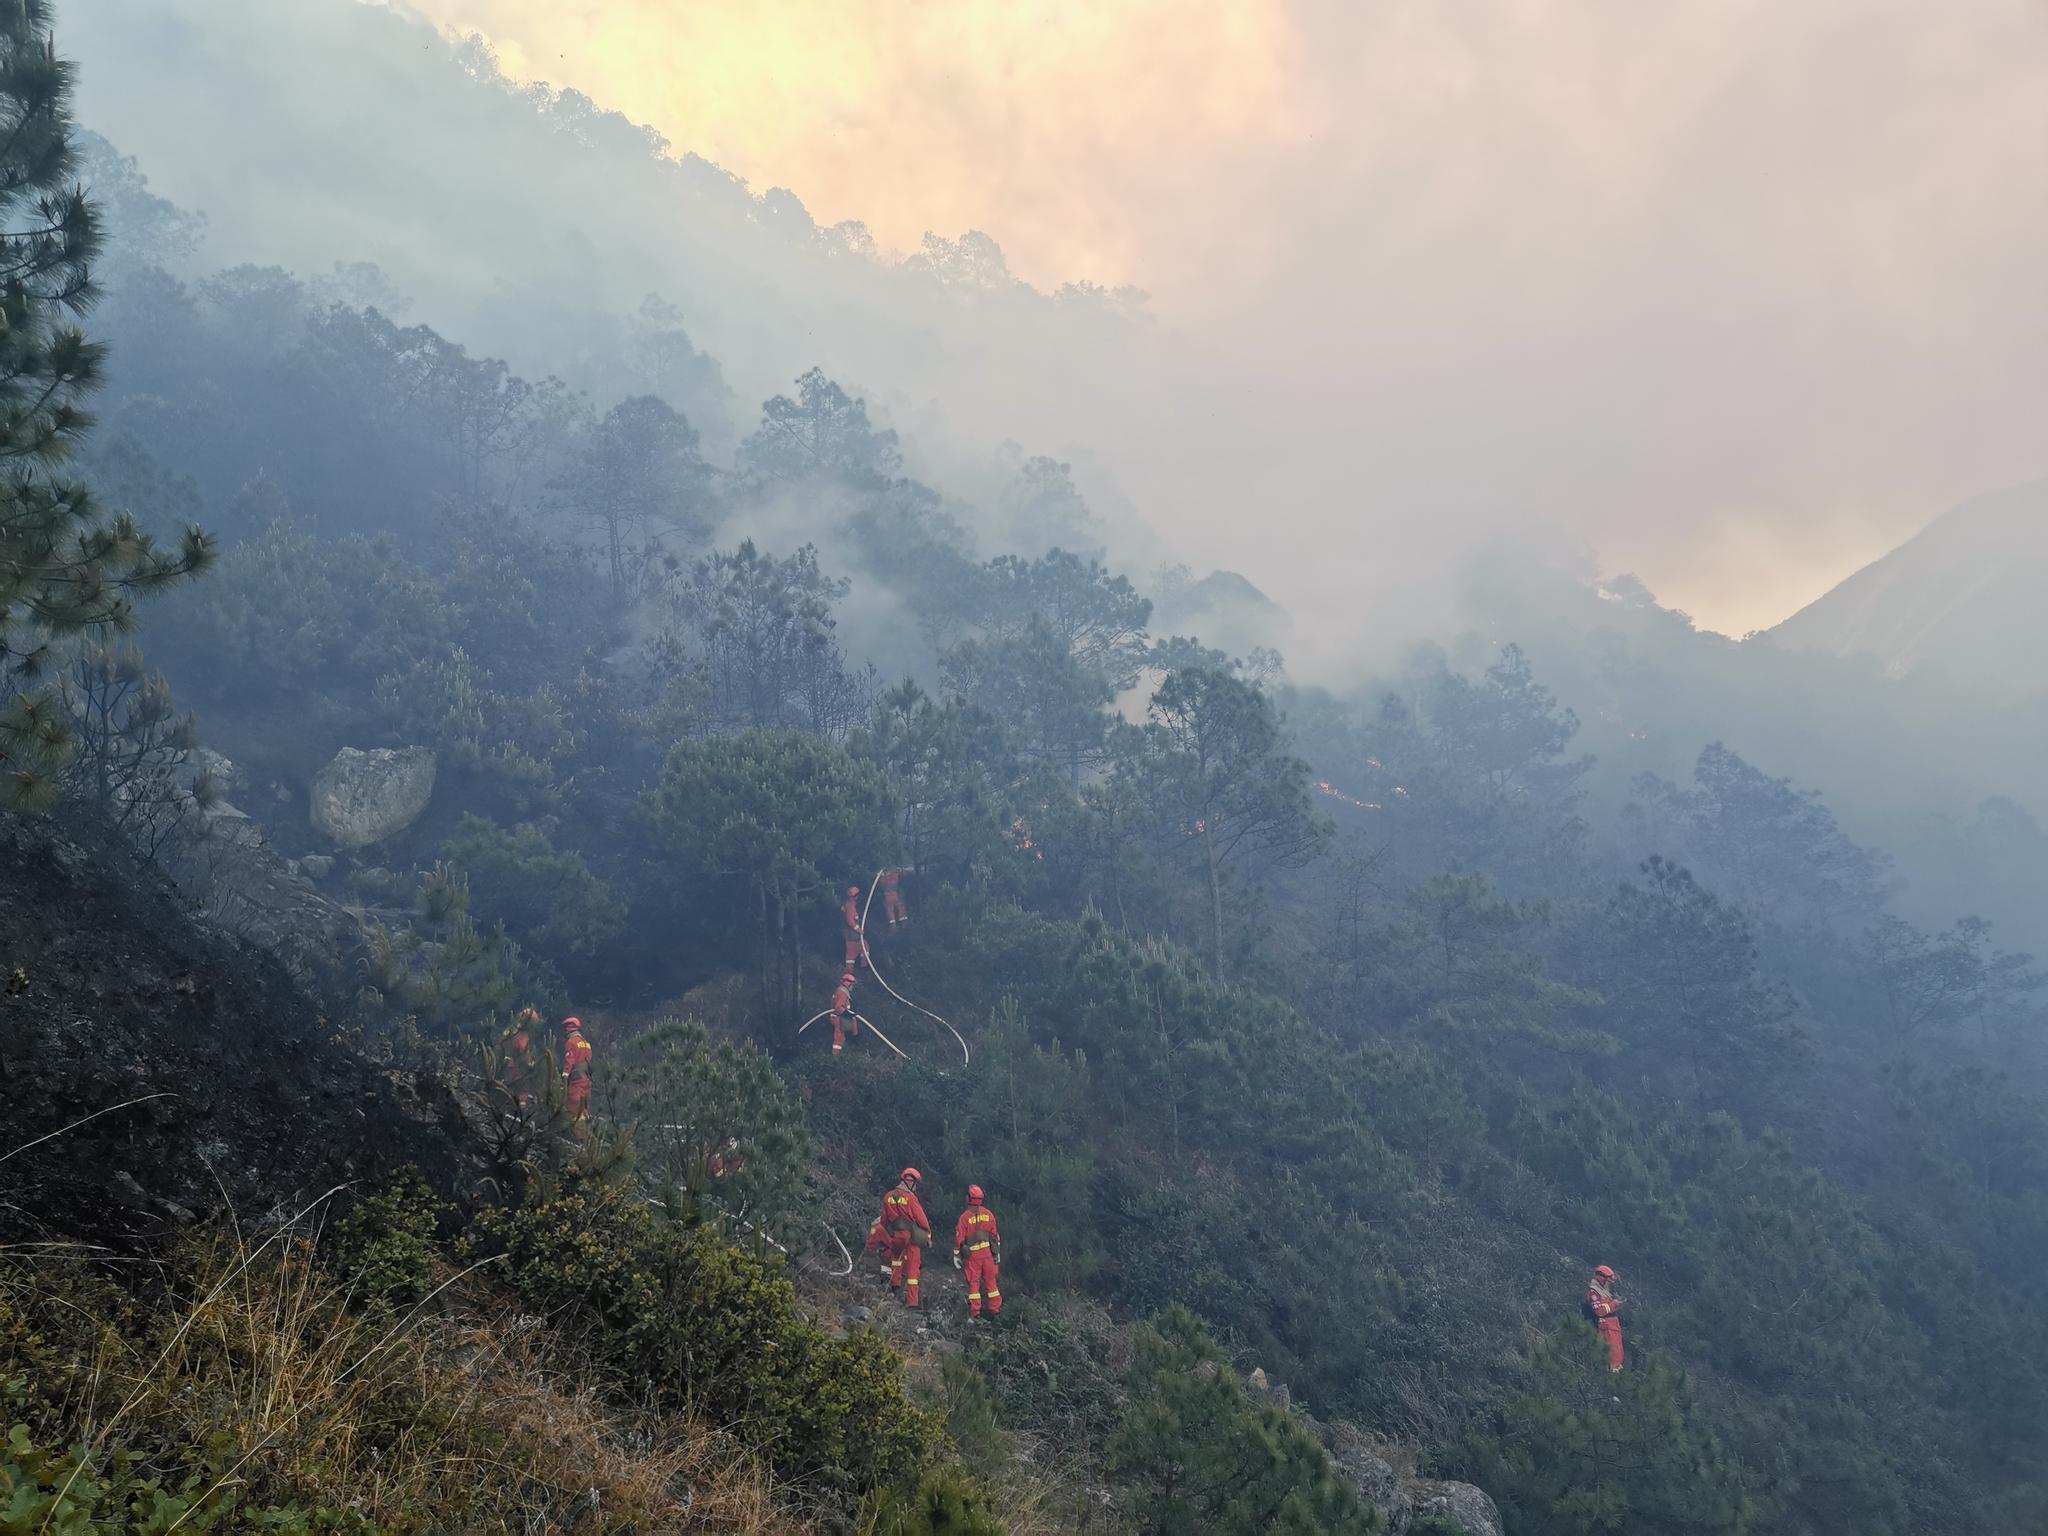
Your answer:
[1593,1264,1615,1280]
[967,1184,983,1203]
[848,885,861,896]
[563,1016,584,1032]
[900,1166,921,1185]
[841,972,857,986]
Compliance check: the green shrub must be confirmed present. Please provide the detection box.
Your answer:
[619,1015,811,1237]
[858,1462,1006,1535]
[463,1182,948,1507]
[932,1354,1005,1470]
[162,515,447,704]
[327,1170,445,1312]
[360,864,562,1044]
[0,1418,350,1534]
[1111,1306,1376,1534]
[1442,1329,1755,1535]
[975,1294,1130,1448]
[378,657,584,812]
[443,813,627,956]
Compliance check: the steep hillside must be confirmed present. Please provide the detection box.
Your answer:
[0,812,1021,1533]
[0,809,469,1246]
[11,0,2048,1525]
[1771,479,2048,696]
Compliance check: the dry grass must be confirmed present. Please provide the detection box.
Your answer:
[966,1446,1102,1536]
[887,1325,1112,1536]
[0,1223,803,1533]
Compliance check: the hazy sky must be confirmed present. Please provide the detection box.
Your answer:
[64,0,2048,648]
[394,0,2048,635]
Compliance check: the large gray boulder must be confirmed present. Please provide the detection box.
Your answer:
[1317,1422,1504,1536]
[1405,1480,1506,1536]
[177,746,239,799]
[310,747,436,849]
[1322,1432,1400,1514]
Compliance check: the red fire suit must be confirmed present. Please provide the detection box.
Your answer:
[497,1022,537,1107]
[830,980,860,1054]
[563,1028,593,1120]
[879,866,909,928]
[842,891,865,968]
[880,1181,932,1307]
[705,1138,745,1179]
[954,1202,1002,1316]
[1587,1281,1624,1371]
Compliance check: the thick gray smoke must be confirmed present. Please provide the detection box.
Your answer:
[62,0,2047,682]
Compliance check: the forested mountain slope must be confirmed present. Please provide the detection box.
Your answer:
[1420,553,2048,958]
[5,3,2047,1531]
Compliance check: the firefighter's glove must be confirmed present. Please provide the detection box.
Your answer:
[953,1252,963,1270]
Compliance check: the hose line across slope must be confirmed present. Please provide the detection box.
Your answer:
[861,870,970,1066]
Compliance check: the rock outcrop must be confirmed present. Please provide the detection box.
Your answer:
[1407,1479,1507,1536]
[178,746,241,800]
[310,746,436,849]
[1304,1411,1506,1536]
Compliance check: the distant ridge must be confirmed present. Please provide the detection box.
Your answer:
[1769,479,2048,695]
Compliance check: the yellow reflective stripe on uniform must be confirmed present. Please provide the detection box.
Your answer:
[966,1240,991,1251]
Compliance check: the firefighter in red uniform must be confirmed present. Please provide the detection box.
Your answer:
[497,1007,541,1108]
[842,885,865,968]
[878,866,910,930]
[1587,1264,1625,1371]
[704,1137,745,1180]
[879,1167,932,1307]
[829,971,861,1056]
[562,1016,593,1126]
[952,1184,1003,1318]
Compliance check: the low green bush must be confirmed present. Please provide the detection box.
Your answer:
[858,1462,1006,1535]
[464,1181,951,1507]
[0,1407,354,1534]
[326,1169,445,1312]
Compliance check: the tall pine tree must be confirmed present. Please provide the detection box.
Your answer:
[0,0,210,809]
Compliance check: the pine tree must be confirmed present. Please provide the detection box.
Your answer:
[1602,856,1804,1115]
[1111,666,1330,980]
[620,1015,811,1238]
[1452,1330,1756,1535]
[1110,1305,1375,1533]
[0,0,211,809]
[555,393,710,603]
[644,728,893,1010]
